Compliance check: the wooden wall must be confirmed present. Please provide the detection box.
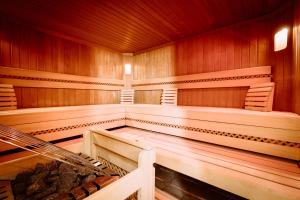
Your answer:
[0,14,124,108]
[133,6,294,112]
[293,1,300,114]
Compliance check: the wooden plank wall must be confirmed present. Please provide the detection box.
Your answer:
[133,6,294,112]
[0,14,124,108]
[293,1,300,115]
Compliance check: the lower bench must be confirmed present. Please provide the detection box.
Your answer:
[111,127,300,200]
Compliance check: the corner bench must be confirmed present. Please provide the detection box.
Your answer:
[1,104,300,199]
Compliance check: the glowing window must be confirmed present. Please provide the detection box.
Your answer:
[274,28,288,51]
[124,64,132,75]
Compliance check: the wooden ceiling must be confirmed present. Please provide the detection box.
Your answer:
[0,0,291,53]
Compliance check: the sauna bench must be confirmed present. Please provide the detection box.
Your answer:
[1,104,300,160]
[0,104,126,158]
[111,127,300,200]
[125,104,300,160]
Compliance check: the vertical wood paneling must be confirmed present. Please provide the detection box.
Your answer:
[133,46,175,104]
[133,7,294,111]
[293,1,300,114]
[0,15,123,108]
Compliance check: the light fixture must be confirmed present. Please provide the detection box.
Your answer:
[274,28,288,51]
[124,63,132,75]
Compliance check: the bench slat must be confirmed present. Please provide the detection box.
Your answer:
[245,97,268,102]
[0,102,17,106]
[0,97,17,101]
[246,92,269,97]
[0,88,14,93]
[0,106,17,111]
[0,84,13,88]
[248,87,272,93]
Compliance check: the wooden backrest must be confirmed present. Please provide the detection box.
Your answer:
[161,88,178,106]
[0,84,17,111]
[120,89,134,104]
[245,82,275,112]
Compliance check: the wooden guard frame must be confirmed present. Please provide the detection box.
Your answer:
[245,82,275,112]
[161,88,177,106]
[0,84,17,111]
[83,129,155,200]
[121,89,134,104]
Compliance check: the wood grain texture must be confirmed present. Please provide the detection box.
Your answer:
[133,7,294,112]
[0,14,124,108]
[0,0,289,53]
[293,1,300,114]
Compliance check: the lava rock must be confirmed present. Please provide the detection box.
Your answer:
[14,171,33,184]
[12,171,33,195]
[74,167,91,177]
[26,170,49,196]
[15,194,26,200]
[57,163,77,193]
[46,175,59,184]
[41,193,60,200]
[47,161,60,171]
[13,182,28,195]
[82,174,96,184]
[26,179,46,196]
[30,182,57,200]
[29,170,49,184]
[73,177,81,188]
[49,169,59,176]
[34,163,45,174]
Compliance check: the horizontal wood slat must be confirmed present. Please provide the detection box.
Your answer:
[248,87,273,93]
[0,66,124,90]
[245,106,268,112]
[0,106,17,111]
[245,101,267,107]
[0,84,17,111]
[245,82,275,112]
[0,93,15,97]
[0,97,17,101]
[121,89,134,104]
[132,66,271,90]
[0,84,13,88]
[246,92,269,97]
[161,89,177,106]
[0,88,14,93]
[0,101,17,106]
[245,97,268,102]
[250,82,275,88]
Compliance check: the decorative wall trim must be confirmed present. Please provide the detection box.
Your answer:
[133,74,270,87]
[0,66,124,90]
[132,66,271,90]
[0,74,123,86]
[125,118,300,148]
[30,118,125,135]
